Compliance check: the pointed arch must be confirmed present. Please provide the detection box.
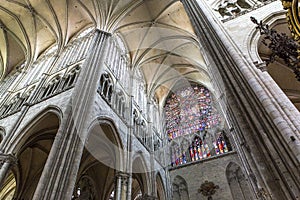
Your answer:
[6,107,61,200]
[226,162,253,200]
[132,153,151,197]
[73,117,125,200]
[156,172,166,200]
[85,117,124,171]
[172,175,189,200]
[6,106,62,153]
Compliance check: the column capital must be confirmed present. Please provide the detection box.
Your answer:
[0,153,17,165]
[116,171,130,178]
[116,171,130,185]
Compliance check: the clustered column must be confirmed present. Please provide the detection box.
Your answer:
[0,153,17,188]
[180,0,298,199]
[114,172,131,200]
[32,30,112,200]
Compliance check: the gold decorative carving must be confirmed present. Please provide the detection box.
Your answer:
[282,1,292,9]
[282,0,300,41]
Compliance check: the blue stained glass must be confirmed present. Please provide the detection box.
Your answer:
[164,84,220,140]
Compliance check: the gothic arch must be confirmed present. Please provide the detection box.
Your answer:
[74,117,125,200]
[39,75,63,100]
[98,72,114,103]
[4,106,62,153]
[85,117,125,171]
[226,162,253,200]
[61,64,81,89]
[113,89,127,119]
[24,85,36,97]
[131,154,151,199]
[172,175,189,200]
[248,10,288,66]
[6,108,61,200]
[0,93,23,117]
[156,172,166,200]
[247,11,300,110]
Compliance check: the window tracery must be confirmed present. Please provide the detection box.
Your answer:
[133,69,146,111]
[114,90,126,119]
[0,85,36,118]
[164,84,231,166]
[98,73,113,103]
[0,93,25,117]
[39,76,62,100]
[216,0,249,17]
[133,108,151,149]
[133,109,141,137]
[210,0,274,22]
[62,65,81,89]
[164,85,220,141]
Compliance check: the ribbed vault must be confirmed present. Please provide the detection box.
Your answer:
[0,0,211,102]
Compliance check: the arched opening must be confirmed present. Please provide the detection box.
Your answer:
[7,111,60,199]
[172,176,189,200]
[131,156,150,200]
[73,120,123,200]
[257,17,300,111]
[156,173,166,200]
[39,76,63,100]
[98,73,114,104]
[164,83,230,166]
[62,65,81,90]
[226,162,252,200]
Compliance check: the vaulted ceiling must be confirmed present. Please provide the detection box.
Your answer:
[0,0,212,102]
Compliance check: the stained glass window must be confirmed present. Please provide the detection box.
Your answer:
[164,84,220,141]
[164,84,231,166]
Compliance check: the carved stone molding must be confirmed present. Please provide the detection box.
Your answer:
[116,172,130,186]
[0,154,17,167]
[198,180,219,199]
[253,61,267,72]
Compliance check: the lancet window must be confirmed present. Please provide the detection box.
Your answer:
[0,93,26,117]
[39,76,62,100]
[98,73,113,103]
[62,65,81,89]
[114,90,126,118]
